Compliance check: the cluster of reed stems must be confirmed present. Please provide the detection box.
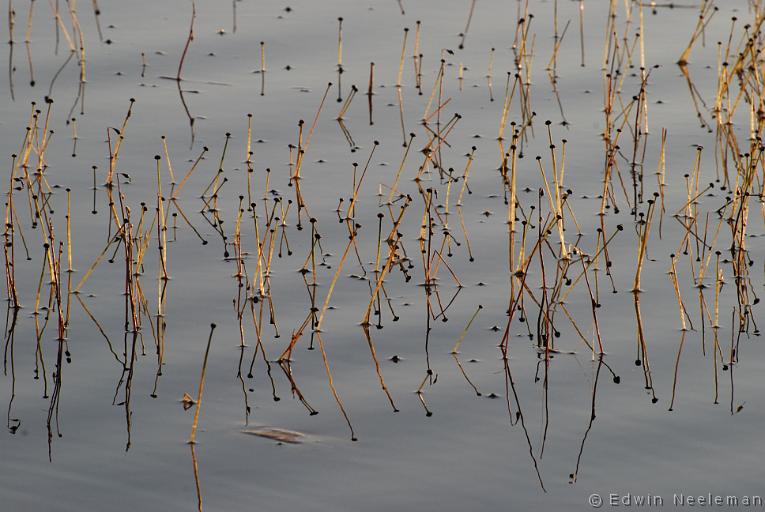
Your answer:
[4,2,765,493]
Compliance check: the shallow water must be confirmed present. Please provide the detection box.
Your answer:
[1,0,764,510]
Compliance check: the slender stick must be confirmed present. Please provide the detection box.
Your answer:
[189,323,216,444]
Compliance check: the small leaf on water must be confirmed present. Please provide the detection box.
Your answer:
[181,393,195,410]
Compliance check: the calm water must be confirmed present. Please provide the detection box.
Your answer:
[1,1,764,510]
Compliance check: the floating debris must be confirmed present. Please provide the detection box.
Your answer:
[242,427,309,444]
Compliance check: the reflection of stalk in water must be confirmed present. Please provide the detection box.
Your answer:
[230,196,251,424]
[175,1,196,148]
[630,185,660,324]
[361,326,398,411]
[46,326,64,461]
[121,331,139,451]
[396,28,408,147]
[61,0,87,120]
[677,0,717,65]
[258,41,265,96]
[668,331,687,411]
[189,442,203,512]
[458,0,476,50]
[546,70,568,127]
[33,244,49,396]
[570,356,616,484]
[189,323,216,445]
[366,62,374,125]
[728,308,738,415]
[579,254,604,355]
[47,46,72,97]
[451,304,481,355]
[43,234,67,458]
[336,83,356,121]
[76,294,122,363]
[247,292,279,402]
[3,157,22,308]
[336,17,343,102]
[290,83,331,231]
[47,2,77,103]
[501,347,546,492]
[190,442,203,512]
[451,352,480,396]
[450,305,482,396]
[91,0,103,41]
[277,361,317,415]
[546,1,568,78]
[412,21,422,95]
[7,0,15,101]
[67,116,78,156]
[485,47,494,101]
[633,292,657,403]
[578,0,585,66]
[23,0,33,87]
[139,50,146,78]
[415,369,433,417]
[4,306,20,434]
[336,87,358,149]
[235,343,250,423]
